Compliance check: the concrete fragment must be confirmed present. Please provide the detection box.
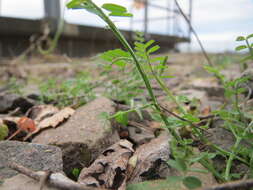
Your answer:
[32,97,120,177]
[0,141,62,181]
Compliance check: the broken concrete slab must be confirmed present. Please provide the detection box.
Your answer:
[32,97,120,177]
[0,141,62,181]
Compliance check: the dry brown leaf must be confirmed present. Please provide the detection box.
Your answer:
[78,139,134,190]
[38,107,75,129]
[7,117,37,140]
[26,105,59,123]
[23,107,75,141]
[127,131,171,183]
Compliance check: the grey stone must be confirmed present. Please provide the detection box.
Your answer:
[128,126,155,145]
[0,141,62,181]
[32,97,120,177]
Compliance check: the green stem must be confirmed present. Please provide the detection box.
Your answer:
[246,39,253,56]
[199,158,225,182]
[145,54,186,114]
[224,137,241,181]
[91,3,182,142]
[109,103,153,119]
[224,121,253,180]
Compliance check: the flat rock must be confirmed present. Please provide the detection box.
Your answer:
[0,141,62,181]
[0,174,58,190]
[32,97,120,177]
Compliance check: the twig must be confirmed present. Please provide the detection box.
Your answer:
[159,104,210,134]
[7,162,106,190]
[128,120,156,133]
[39,170,52,190]
[174,0,213,67]
[199,114,215,120]
[200,178,253,190]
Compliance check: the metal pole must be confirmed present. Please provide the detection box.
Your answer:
[129,1,134,41]
[0,0,2,16]
[172,0,177,35]
[44,0,61,20]
[188,0,193,41]
[167,0,172,35]
[144,0,148,38]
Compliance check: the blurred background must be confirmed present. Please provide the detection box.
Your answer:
[0,0,252,57]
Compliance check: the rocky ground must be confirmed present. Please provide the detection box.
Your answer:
[0,53,252,190]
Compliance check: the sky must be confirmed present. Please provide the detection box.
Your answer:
[0,0,252,53]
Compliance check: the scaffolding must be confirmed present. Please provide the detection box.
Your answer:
[43,0,193,40]
[0,0,192,57]
[128,0,193,39]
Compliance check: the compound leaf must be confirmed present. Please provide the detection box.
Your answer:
[147,45,160,54]
[235,45,247,51]
[246,33,253,40]
[236,36,245,41]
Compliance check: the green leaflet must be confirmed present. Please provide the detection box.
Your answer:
[102,3,133,17]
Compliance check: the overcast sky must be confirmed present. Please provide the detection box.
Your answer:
[0,0,252,52]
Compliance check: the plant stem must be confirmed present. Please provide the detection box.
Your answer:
[109,103,153,119]
[224,137,241,181]
[91,2,182,142]
[145,54,186,114]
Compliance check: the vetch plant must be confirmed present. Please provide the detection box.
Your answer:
[66,1,253,189]
[67,0,182,142]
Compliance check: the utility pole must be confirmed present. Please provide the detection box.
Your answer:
[44,0,61,21]
[0,0,2,16]
[43,0,61,32]
[188,0,193,52]
[144,0,148,38]
[188,0,193,41]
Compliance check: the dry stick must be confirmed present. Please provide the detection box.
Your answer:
[7,162,105,190]
[200,178,253,190]
[174,0,213,67]
[159,104,209,133]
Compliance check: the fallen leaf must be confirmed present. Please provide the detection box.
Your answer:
[7,117,36,140]
[23,107,75,140]
[26,105,59,123]
[18,117,36,132]
[127,131,171,183]
[38,107,75,129]
[78,139,134,190]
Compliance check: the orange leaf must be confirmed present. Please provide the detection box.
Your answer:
[18,117,37,132]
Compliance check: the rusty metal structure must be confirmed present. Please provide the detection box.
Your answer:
[129,0,193,39]
[0,0,193,57]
